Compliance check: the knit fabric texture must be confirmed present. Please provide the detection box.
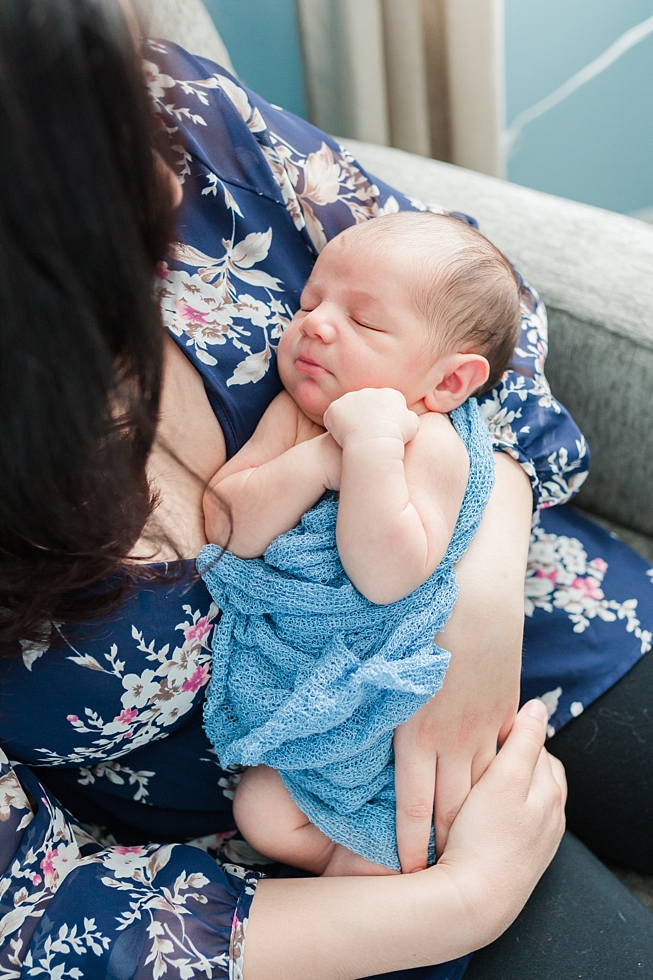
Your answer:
[199,399,495,869]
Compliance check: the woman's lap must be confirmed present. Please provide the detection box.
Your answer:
[464,505,653,976]
[465,832,653,980]
[547,645,653,873]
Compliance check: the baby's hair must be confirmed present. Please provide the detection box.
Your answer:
[347,211,522,392]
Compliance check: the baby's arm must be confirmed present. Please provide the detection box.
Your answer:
[324,389,469,604]
[204,391,341,557]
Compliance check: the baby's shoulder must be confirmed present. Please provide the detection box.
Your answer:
[405,411,470,494]
[413,411,468,456]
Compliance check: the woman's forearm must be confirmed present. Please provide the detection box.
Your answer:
[441,451,532,662]
[243,867,471,980]
[243,699,566,980]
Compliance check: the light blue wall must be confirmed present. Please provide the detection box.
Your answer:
[203,0,307,118]
[505,0,653,214]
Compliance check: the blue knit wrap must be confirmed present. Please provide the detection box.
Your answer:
[199,399,495,869]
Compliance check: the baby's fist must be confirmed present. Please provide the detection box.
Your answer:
[323,388,419,448]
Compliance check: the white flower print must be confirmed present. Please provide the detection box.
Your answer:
[0,773,33,842]
[161,230,292,381]
[78,762,155,803]
[526,518,652,652]
[34,604,218,767]
[301,143,341,206]
[227,349,272,387]
[214,75,266,133]
[143,60,175,100]
[121,669,160,711]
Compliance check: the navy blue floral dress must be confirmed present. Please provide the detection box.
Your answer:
[0,41,651,980]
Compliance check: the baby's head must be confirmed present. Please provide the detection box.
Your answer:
[277,211,521,424]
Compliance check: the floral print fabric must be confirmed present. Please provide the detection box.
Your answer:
[0,40,650,980]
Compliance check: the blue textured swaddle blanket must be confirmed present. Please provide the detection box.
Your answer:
[199,398,495,869]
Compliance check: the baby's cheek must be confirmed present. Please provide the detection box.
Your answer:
[276,332,296,385]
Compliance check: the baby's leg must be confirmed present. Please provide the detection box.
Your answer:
[233,765,336,874]
[233,766,398,876]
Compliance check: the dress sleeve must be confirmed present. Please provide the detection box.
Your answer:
[148,41,590,510]
[0,751,258,979]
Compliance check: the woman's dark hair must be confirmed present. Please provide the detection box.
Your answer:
[0,0,177,647]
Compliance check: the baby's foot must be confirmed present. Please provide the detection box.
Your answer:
[322,843,400,877]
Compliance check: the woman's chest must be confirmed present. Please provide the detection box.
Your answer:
[0,570,217,768]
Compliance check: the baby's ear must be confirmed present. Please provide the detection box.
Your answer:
[424,354,490,413]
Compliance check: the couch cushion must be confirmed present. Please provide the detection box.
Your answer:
[134,0,235,73]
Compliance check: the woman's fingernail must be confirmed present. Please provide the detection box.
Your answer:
[526,699,548,722]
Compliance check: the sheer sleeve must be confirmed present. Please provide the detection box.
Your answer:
[0,751,258,979]
[148,39,589,508]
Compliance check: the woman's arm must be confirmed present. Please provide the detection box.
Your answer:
[243,700,566,980]
[0,751,261,979]
[394,453,532,871]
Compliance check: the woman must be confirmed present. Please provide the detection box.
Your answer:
[0,2,651,978]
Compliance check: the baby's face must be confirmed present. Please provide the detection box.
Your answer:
[278,230,438,424]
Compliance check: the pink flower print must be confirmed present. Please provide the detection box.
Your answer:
[66,715,79,724]
[156,261,170,281]
[31,873,42,886]
[185,616,213,644]
[40,844,80,888]
[571,576,604,601]
[175,299,210,327]
[113,708,138,727]
[115,845,145,856]
[535,569,558,583]
[182,663,210,694]
[40,848,55,887]
[593,558,608,574]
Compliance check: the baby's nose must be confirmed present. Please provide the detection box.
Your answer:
[302,309,337,343]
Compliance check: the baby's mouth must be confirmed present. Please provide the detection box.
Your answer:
[295,355,331,377]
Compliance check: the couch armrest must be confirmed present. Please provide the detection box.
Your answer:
[343,139,653,537]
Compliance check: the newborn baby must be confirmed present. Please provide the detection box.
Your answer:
[199,211,521,875]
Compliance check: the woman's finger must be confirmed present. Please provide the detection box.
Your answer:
[394,717,437,873]
[434,759,472,858]
[470,747,498,787]
[491,699,549,790]
[539,748,568,804]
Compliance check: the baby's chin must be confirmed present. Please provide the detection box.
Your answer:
[289,377,330,425]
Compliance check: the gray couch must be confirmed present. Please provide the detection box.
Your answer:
[143,0,653,566]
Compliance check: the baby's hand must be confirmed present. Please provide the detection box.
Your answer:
[323,388,419,449]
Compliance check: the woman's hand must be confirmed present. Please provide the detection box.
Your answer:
[243,700,565,980]
[394,452,533,872]
[437,699,567,948]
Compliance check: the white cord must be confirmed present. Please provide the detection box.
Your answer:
[503,13,653,159]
